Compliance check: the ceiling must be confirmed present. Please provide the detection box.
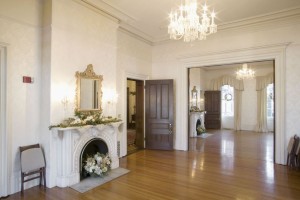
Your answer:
[85,0,300,43]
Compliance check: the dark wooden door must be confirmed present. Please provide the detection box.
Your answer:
[135,80,144,149]
[204,91,221,129]
[145,80,174,150]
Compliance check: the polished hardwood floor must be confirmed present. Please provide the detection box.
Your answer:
[5,130,300,200]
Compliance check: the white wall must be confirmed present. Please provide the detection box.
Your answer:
[0,0,43,194]
[286,44,300,138]
[0,0,153,194]
[116,30,152,157]
[40,0,121,188]
[152,14,300,160]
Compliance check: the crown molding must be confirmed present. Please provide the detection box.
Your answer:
[0,14,41,28]
[219,6,300,30]
[118,23,153,45]
[119,26,153,46]
[74,0,120,24]
[74,1,300,46]
[76,0,153,45]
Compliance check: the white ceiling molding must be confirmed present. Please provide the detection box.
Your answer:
[74,0,120,24]
[77,0,300,46]
[218,6,300,31]
[82,0,135,24]
[118,26,153,45]
[117,23,154,45]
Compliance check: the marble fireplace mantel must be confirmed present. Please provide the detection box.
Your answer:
[47,122,123,188]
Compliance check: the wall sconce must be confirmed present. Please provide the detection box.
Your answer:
[61,96,69,119]
[102,89,118,104]
[102,89,118,117]
[61,96,69,110]
[191,86,198,107]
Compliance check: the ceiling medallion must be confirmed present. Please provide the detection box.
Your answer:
[168,0,217,42]
[236,64,256,80]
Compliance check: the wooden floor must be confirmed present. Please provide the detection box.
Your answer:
[6,130,300,200]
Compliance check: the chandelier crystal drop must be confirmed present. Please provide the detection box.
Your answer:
[168,0,217,42]
[236,64,256,80]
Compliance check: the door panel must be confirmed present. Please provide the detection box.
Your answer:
[135,80,144,149]
[205,91,221,129]
[145,80,174,150]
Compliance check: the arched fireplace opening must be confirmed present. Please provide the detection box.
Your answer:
[80,138,108,180]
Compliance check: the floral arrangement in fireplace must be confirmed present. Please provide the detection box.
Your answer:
[196,125,206,135]
[83,152,112,177]
[49,111,121,130]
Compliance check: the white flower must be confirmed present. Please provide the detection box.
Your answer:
[102,167,107,173]
[96,156,102,163]
[83,153,111,176]
[71,118,82,124]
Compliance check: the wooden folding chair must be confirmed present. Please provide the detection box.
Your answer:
[287,135,299,167]
[19,144,46,192]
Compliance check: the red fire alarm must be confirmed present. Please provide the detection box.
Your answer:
[23,76,34,83]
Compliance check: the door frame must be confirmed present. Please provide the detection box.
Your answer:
[178,43,288,164]
[120,72,149,157]
[0,44,8,197]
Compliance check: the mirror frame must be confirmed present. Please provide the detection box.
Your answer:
[75,64,103,112]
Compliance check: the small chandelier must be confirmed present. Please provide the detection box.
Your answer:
[168,0,217,42]
[236,64,255,80]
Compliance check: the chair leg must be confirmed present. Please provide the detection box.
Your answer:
[39,168,42,186]
[21,173,24,193]
[43,167,46,189]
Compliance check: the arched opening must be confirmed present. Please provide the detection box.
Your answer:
[80,138,108,179]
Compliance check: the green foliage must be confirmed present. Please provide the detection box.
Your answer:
[49,111,121,130]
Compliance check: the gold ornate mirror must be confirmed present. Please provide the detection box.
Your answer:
[75,64,103,112]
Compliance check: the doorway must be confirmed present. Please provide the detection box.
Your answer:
[188,60,275,161]
[127,79,144,154]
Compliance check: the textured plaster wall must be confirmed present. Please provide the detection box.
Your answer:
[50,0,118,123]
[0,0,43,194]
[286,44,300,141]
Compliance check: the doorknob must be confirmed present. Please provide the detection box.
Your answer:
[169,123,173,134]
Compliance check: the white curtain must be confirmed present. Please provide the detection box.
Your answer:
[210,75,244,130]
[256,73,273,132]
[234,89,242,130]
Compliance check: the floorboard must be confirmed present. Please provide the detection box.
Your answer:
[5,130,300,200]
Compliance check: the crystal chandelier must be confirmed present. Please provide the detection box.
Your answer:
[236,64,256,80]
[168,0,217,42]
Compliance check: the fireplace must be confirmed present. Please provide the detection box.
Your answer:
[46,122,122,188]
[189,111,205,137]
[80,138,108,179]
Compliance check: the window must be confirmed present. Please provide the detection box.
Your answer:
[267,84,274,118]
[221,85,234,116]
